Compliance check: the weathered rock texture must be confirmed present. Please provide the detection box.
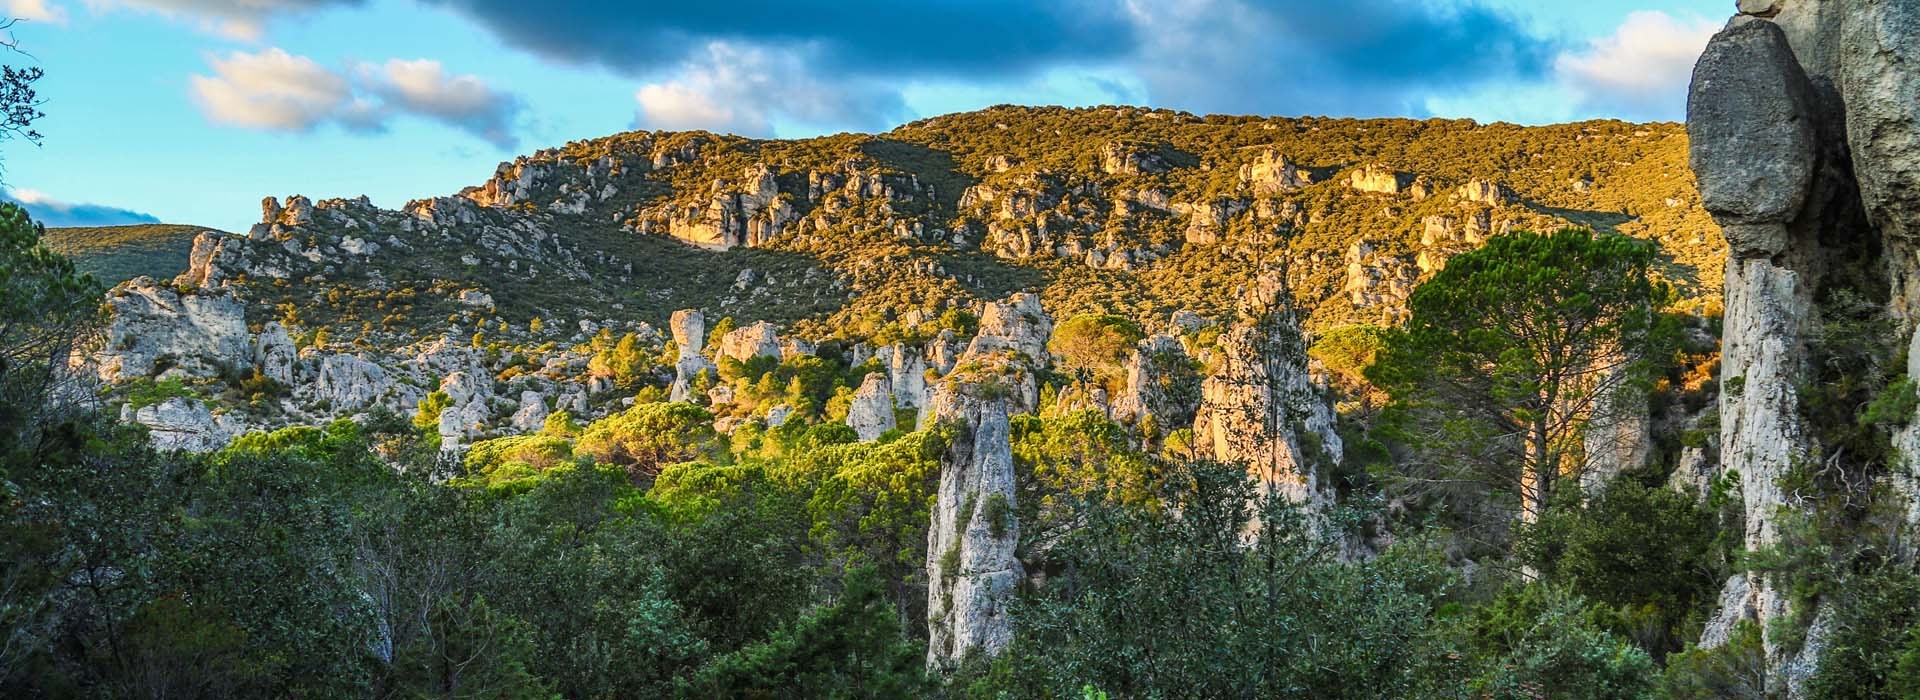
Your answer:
[924,372,1021,672]
[1191,271,1341,504]
[846,372,896,441]
[1688,4,1920,695]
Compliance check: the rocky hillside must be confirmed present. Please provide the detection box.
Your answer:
[82,107,1721,451]
[44,223,216,284]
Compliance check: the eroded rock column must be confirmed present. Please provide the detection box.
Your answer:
[924,371,1022,672]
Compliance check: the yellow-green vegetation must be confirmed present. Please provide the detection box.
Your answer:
[42,223,216,283]
[197,107,1718,356]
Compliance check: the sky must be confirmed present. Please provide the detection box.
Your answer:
[0,0,1729,232]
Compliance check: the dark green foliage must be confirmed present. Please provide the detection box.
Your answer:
[1452,584,1657,700]
[680,567,927,699]
[1519,480,1726,658]
[1661,621,1766,699]
[1369,228,1678,527]
[981,460,1461,699]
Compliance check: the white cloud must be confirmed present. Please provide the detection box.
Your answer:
[1554,10,1718,121]
[190,48,376,131]
[7,0,67,24]
[91,0,356,40]
[633,42,905,137]
[190,48,520,148]
[362,59,519,148]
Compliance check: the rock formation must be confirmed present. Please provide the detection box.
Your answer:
[1347,164,1402,195]
[96,279,251,381]
[717,320,782,364]
[1110,334,1199,429]
[1687,3,1920,694]
[1239,148,1311,196]
[846,373,896,441]
[1191,271,1341,504]
[669,309,714,402]
[924,371,1021,672]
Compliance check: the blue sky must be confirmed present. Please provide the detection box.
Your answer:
[0,0,1727,232]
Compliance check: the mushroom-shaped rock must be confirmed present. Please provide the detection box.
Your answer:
[1687,20,1816,256]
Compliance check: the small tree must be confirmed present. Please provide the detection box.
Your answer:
[1368,228,1677,526]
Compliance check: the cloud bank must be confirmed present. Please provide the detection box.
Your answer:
[190,49,522,148]
[4,188,161,227]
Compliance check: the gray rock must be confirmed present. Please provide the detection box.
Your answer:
[1191,270,1342,505]
[254,322,297,385]
[511,391,549,433]
[315,354,390,411]
[925,376,1021,672]
[135,396,240,452]
[96,279,251,382]
[717,321,782,364]
[1687,20,1816,253]
[846,373,896,441]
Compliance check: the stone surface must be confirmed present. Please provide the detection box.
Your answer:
[846,373,896,441]
[963,293,1053,369]
[717,320,782,364]
[1110,334,1198,428]
[96,279,252,382]
[1190,271,1341,504]
[889,344,929,409]
[925,376,1021,672]
[254,322,298,385]
[1239,148,1311,196]
[510,391,549,433]
[1687,20,1815,250]
[314,353,391,412]
[1346,164,1402,194]
[669,309,715,402]
[134,396,240,452]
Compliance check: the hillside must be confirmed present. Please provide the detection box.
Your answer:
[170,106,1718,342]
[83,105,1723,452]
[42,223,218,284]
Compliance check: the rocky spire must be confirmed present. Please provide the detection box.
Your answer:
[668,309,714,402]
[924,370,1021,673]
[1688,3,1920,694]
[1190,270,1341,505]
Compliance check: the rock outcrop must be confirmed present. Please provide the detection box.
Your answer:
[717,320,782,364]
[134,396,242,452]
[1688,4,1920,695]
[1239,148,1311,196]
[846,373,896,441]
[924,373,1021,672]
[1191,271,1341,504]
[669,309,715,402]
[1109,334,1199,429]
[1347,164,1402,195]
[97,279,251,381]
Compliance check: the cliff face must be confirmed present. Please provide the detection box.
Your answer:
[1688,2,1920,694]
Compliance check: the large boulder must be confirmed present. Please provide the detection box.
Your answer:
[134,396,242,452]
[717,321,782,364]
[96,279,251,382]
[1688,19,1817,255]
[964,293,1052,369]
[254,322,298,385]
[315,354,391,412]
